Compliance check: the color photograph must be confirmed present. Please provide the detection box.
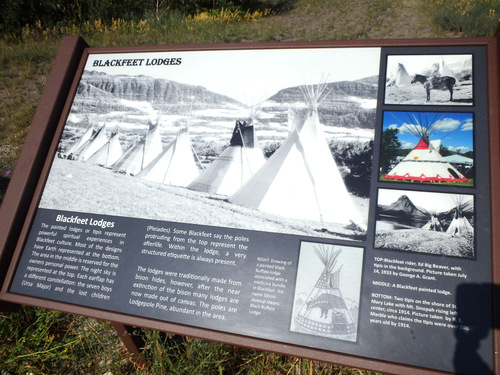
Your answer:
[379,111,474,186]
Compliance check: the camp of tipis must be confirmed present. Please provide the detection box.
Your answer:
[59,82,367,230]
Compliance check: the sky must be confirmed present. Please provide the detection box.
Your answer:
[386,54,472,78]
[382,111,474,154]
[84,47,381,104]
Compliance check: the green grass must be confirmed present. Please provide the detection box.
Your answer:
[0,0,495,373]
[430,0,500,37]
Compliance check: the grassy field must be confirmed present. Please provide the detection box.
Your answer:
[0,0,498,373]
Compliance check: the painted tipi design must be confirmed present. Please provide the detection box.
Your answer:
[384,113,467,183]
[136,126,200,187]
[188,120,266,195]
[111,121,163,175]
[294,245,356,338]
[230,83,365,228]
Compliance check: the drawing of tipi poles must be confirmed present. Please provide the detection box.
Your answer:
[294,244,356,337]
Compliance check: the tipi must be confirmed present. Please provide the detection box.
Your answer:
[386,63,412,87]
[188,120,266,195]
[438,58,456,79]
[422,213,444,232]
[111,121,163,175]
[230,83,365,228]
[76,125,109,161]
[383,113,467,183]
[294,245,356,337]
[86,131,124,167]
[136,126,200,187]
[66,126,96,159]
[446,196,474,238]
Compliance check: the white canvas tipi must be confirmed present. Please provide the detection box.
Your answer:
[384,113,467,183]
[439,58,456,79]
[446,197,474,238]
[77,125,109,161]
[66,126,95,158]
[386,63,412,87]
[294,245,356,336]
[86,131,124,167]
[230,83,365,228]
[111,121,163,175]
[136,126,199,187]
[188,120,265,195]
[422,213,444,232]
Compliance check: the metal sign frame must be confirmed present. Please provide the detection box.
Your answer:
[0,35,498,375]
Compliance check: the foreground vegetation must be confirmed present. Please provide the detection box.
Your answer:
[0,0,498,373]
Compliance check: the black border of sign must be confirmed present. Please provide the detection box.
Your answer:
[0,35,498,375]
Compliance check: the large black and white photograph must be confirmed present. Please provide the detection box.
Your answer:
[379,111,474,185]
[40,47,381,240]
[375,189,474,258]
[290,241,363,342]
[385,54,473,105]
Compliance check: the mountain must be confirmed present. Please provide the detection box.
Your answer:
[265,79,378,129]
[65,71,378,149]
[73,70,240,114]
[378,195,428,221]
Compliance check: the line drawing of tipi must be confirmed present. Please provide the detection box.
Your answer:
[293,243,358,341]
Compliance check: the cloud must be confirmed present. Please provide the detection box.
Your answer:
[434,118,461,132]
[399,122,423,134]
[461,117,473,131]
[448,145,470,153]
[400,140,415,149]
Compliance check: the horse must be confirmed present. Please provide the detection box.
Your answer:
[411,74,456,102]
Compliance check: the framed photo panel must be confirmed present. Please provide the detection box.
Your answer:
[0,35,499,375]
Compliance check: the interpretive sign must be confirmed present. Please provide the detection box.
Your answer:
[0,35,499,375]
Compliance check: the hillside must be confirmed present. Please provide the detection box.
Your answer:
[77,70,239,109]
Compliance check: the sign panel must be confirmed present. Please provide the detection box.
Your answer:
[1,37,498,375]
